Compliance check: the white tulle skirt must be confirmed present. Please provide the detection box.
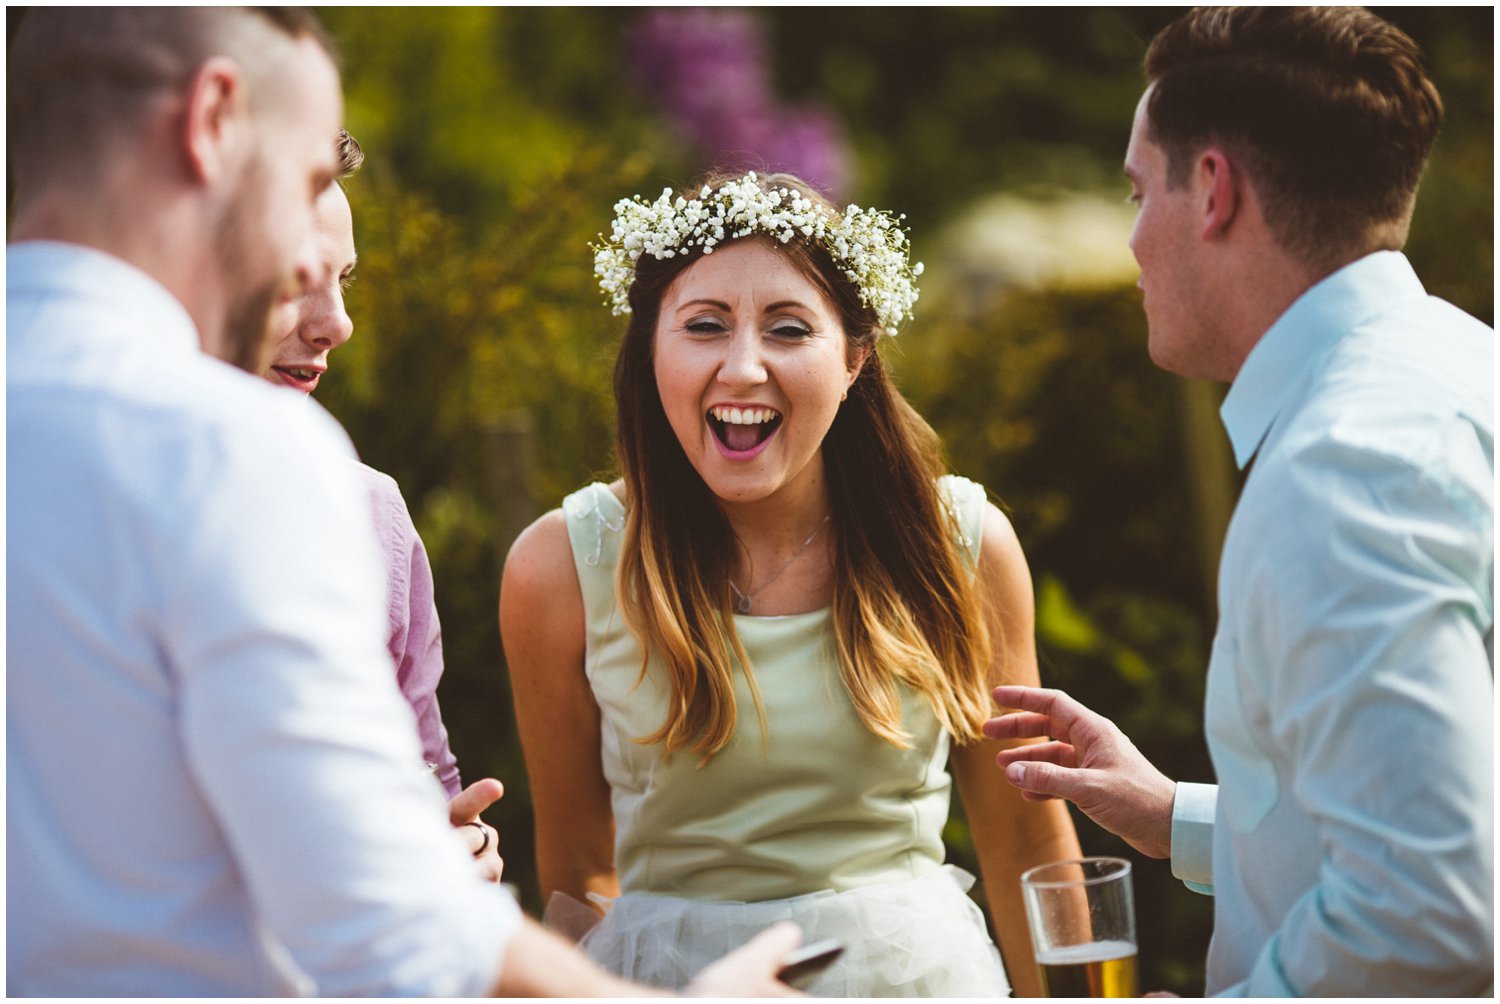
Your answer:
[551,865,1011,997]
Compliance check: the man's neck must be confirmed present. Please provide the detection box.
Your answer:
[11,187,223,354]
[1218,246,1346,382]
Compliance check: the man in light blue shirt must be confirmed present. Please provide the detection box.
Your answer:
[986,8,1492,996]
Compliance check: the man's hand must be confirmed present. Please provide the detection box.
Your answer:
[447,778,505,883]
[683,921,806,997]
[984,686,1177,859]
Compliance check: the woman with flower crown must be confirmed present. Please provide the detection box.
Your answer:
[500,171,1079,996]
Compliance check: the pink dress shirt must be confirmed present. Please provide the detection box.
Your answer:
[359,463,462,797]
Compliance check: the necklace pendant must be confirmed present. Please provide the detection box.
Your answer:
[727,514,830,617]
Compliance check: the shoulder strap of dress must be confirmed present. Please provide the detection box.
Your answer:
[560,482,626,625]
[937,474,987,570]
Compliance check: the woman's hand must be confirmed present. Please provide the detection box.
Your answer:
[447,777,505,882]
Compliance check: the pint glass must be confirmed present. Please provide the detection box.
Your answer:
[1020,856,1138,997]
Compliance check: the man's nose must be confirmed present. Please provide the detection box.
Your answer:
[299,287,353,350]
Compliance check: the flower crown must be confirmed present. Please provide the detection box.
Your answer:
[593,172,923,333]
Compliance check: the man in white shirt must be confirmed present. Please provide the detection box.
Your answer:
[6,8,798,996]
[985,7,1492,996]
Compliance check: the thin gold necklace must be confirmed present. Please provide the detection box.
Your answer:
[728,515,832,614]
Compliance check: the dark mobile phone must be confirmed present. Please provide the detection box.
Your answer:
[775,939,844,987]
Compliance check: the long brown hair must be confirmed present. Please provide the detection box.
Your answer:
[613,172,997,759]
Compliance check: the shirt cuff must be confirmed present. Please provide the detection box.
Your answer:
[1170,781,1217,895]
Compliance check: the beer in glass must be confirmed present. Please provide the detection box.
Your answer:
[1021,857,1138,998]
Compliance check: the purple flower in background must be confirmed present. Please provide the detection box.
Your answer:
[631,8,771,152]
[755,104,848,203]
[631,8,849,199]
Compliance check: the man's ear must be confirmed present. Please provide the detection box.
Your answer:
[1196,148,1240,240]
[180,56,248,185]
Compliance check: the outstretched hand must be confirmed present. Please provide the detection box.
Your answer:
[984,686,1176,859]
[447,778,506,883]
[683,921,806,997]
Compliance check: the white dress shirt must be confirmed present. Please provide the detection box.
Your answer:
[1168,252,1493,995]
[6,242,519,995]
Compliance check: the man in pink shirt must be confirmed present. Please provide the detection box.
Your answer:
[262,131,461,790]
[260,130,493,870]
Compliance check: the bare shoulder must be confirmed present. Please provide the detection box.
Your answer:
[977,501,1034,612]
[500,509,597,769]
[978,502,1028,571]
[505,508,578,584]
[500,509,584,645]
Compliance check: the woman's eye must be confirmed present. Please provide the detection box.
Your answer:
[686,319,728,334]
[771,322,812,339]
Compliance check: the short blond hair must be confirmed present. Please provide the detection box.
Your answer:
[335,128,364,183]
[8,8,333,200]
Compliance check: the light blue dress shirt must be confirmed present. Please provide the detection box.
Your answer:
[7,242,519,995]
[1168,252,1493,995]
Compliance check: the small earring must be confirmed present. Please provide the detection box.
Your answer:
[840,389,848,402]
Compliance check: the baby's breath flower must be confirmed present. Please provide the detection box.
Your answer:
[591,172,921,333]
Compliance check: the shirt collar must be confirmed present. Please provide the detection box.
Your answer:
[7,239,202,357]
[1219,250,1427,469]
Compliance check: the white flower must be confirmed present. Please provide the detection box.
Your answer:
[591,171,922,333]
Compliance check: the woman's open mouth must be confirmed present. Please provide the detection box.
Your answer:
[708,405,782,457]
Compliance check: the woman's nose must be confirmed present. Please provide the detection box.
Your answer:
[716,329,767,387]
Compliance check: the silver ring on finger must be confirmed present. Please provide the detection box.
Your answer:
[465,820,491,857]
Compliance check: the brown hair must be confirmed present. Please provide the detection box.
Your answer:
[612,172,998,759]
[8,8,333,200]
[1144,6,1443,267]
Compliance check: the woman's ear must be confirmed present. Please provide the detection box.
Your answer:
[845,345,870,396]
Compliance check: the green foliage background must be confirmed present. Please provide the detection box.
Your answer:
[312,7,1493,995]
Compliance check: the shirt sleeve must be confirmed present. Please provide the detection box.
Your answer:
[165,404,518,996]
[368,470,462,797]
[1170,782,1216,895]
[1225,433,1493,997]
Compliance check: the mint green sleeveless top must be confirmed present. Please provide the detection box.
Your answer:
[561,475,986,903]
